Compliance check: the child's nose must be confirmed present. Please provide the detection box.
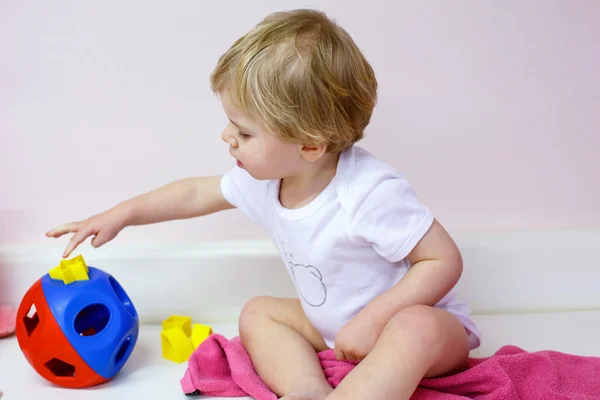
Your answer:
[227,137,239,148]
[221,125,239,148]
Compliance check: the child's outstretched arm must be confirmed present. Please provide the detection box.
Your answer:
[46,176,233,258]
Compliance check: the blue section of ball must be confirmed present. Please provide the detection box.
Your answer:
[41,267,139,379]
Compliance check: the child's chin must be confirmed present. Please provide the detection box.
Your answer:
[247,169,277,181]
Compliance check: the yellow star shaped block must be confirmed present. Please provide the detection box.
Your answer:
[49,255,90,284]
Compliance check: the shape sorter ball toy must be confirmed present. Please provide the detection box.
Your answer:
[15,255,139,388]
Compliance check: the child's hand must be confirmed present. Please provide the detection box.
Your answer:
[46,207,128,259]
[333,313,385,362]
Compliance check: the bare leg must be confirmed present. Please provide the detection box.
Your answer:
[239,296,333,400]
[326,305,470,400]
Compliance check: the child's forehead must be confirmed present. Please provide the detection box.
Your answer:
[221,90,248,120]
[220,90,261,131]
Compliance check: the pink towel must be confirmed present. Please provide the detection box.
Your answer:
[181,334,600,400]
[0,306,16,338]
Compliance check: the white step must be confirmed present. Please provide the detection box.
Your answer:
[2,310,600,399]
[2,230,600,398]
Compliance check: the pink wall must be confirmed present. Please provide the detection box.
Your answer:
[1,1,599,248]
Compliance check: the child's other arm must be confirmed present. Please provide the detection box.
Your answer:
[46,176,233,258]
[359,219,463,326]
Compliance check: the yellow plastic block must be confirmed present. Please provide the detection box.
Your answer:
[49,255,89,284]
[191,323,213,349]
[162,316,192,337]
[161,327,194,363]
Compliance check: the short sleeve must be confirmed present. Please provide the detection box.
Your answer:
[220,166,270,227]
[348,177,434,262]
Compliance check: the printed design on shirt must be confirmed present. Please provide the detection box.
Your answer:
[289,262,327,307]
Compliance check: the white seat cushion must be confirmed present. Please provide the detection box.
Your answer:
[2,311,599,399]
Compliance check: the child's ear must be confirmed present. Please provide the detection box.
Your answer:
[300,142,327,162]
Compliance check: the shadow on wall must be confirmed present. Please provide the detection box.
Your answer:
[0,211,9,304]
[0,257,10,305]
[0,257,17,337]
[0,211,20,337]
[0,208,44,304]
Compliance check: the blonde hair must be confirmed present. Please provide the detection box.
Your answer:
[210,9,377,154]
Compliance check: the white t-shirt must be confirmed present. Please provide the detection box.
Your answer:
[220,145,481,350]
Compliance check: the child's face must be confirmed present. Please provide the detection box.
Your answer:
[220,89,305,180]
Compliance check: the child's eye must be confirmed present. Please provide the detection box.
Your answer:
[237,131,251,140]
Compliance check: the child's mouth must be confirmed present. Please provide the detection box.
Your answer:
[237,160,244,168]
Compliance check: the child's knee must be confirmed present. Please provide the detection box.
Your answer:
[238,296,327,351]
[383,305,448,353]
[239,296,276,337]
[238,296,301,336]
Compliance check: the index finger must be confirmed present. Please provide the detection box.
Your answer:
[62,227,94,258]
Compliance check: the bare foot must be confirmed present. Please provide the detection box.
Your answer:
[280,388,331,400]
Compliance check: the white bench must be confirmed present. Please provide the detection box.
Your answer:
[1,229,599,399]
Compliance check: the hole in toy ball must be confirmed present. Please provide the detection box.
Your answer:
[74,304,110,336]
[23,303,39,337]
[27,303,37,318]
[115,336,132,365]
[109,276,137,318]
[45,358,75,377]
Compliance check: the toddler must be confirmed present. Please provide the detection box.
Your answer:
[47,9,481,400]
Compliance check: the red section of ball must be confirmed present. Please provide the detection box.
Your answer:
[16,278,107,388]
